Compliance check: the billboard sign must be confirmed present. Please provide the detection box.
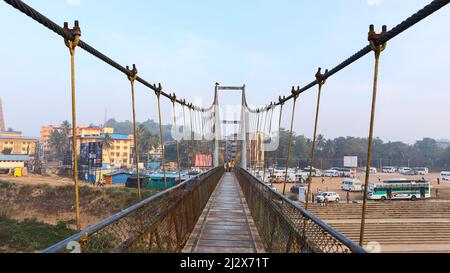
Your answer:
[344,156,358,168]
[79,142,103,168]
[195,154,212,168]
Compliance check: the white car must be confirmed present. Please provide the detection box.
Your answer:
[303,167,322,177]
[324,170,340,177]
[441,172,450,181]
[398,167,412,174]
[316,192,341,203]
[382,167,396,173]
[414,167,429,175]
[341,178,363,192]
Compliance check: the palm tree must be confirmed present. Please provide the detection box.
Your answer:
[61,120,71,137]
[49,130,66,160]
[103,133,113,166]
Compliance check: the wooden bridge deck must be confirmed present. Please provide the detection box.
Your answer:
[183,173,264,253]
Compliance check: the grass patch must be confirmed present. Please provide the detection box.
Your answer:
[0,215,77,253]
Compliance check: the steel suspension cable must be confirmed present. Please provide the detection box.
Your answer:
[63,22,81,230]
[262,107,275,182]
[259,109,268,179]
[283,89,300,196]
[360,25,387,247]
[189,107,195,170]
[253,112,261,176]
[156,91,167,189]
[127,64,142,201]
[171,95,182,181]
[272,100,285,182]
[305,68,328,210]
[182,105,191,173]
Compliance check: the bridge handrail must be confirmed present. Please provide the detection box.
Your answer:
[237,168,366,253]
[43,167,222,253]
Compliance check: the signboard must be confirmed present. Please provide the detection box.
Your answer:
[89,142,103,168]
[195,154,212,168]
[298,188,306,203]
[344,156,358,168]
[79,142,103,168]
[79,143,89,166]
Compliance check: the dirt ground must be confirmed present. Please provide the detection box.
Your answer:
[0,174,151,230]
[0,173,122,188]
[271,172,450,201]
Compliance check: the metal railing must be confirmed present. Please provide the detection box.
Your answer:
[43,167,224,253]
[236,168,366,253]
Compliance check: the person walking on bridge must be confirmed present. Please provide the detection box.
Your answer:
[224,161,230,173]
[230,160,236,172]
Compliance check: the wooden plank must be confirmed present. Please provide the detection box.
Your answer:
[182,173,264,253]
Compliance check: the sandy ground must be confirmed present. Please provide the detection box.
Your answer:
[270,172,450,201]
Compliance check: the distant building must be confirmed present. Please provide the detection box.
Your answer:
[40,125,117,160]
[0,131,38,157]
[103,171,131,185]
[0,97,5,132]
[437,139,450,150]
[149,145,163,160]
[40,125,63,154]
[0,154,30,173]
[77,131,133,168]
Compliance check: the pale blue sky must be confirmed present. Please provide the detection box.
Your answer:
[1,0,449,143]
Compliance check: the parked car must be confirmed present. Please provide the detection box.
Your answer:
[316,192,341,203]
[290,184,306,194]
[341,178,363,192]
[404,169,417,176]
[398,167,412,174]
[295,172,308,183]
[303,167,322,177]
[382,166,396,173]
[441,171,450,181]
[413,167,429,175]
[324,169,340,177]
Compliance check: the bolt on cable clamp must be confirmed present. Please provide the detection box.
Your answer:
[368,24,387,54]
[315,67,329,86]
[126,64,138,82]
[63,20,81,53]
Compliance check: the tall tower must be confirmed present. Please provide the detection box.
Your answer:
[0,97,5,132]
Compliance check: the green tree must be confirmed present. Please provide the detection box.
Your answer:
[49,121,71,161]
[103,133,113,164]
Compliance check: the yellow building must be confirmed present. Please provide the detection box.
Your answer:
[40,125,62,153]
[77,130,133,168]
[40,125,115,156]
[0,131,37,156]
[78,127,103,137]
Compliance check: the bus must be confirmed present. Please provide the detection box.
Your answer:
[368,179,431,201]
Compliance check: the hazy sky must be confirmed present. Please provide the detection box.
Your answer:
[1,0,449,143]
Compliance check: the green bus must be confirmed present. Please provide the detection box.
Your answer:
[368,179,431,201]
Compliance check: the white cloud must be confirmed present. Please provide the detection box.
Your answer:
[67,0,81,6]
[367,0,381,5]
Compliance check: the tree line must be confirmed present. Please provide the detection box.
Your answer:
[268,129,450,171]
[44,120,450,171]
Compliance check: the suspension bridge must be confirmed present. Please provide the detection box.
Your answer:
[2,0,449,253]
